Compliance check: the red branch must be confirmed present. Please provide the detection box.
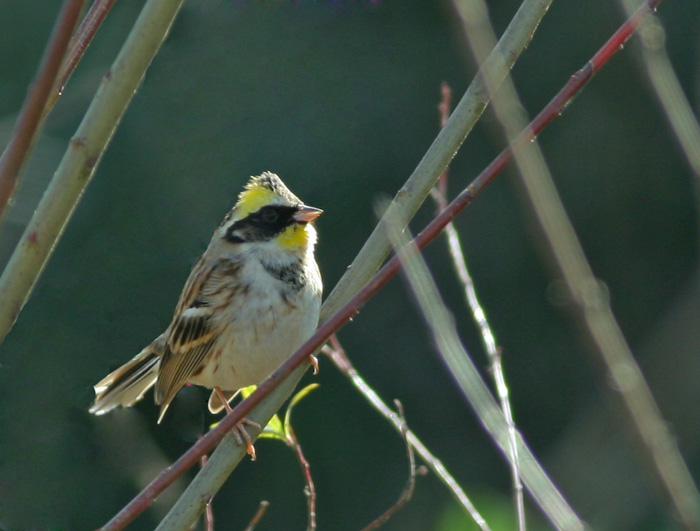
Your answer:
[0,0,85,222]
[49,0,119,110]
[98,0,665,528]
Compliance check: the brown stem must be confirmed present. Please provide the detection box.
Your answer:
[322,339,491,530]
[287,426,317,531]
[242,500,270,531]
[48,0,119,112]
[0,0,85,224]
[98,2,664,527]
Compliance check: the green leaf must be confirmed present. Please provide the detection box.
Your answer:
[259,412,285,441]
[284,383,320,438]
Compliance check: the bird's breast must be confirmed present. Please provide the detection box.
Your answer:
[189,258,321,390]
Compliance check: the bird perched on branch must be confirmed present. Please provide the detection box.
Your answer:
[89,172,323,459]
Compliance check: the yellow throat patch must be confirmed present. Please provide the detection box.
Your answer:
[276,224,309,250]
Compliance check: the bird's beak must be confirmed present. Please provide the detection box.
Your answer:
[293,205,323,223]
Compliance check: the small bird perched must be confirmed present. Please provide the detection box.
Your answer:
[89,172,323,459]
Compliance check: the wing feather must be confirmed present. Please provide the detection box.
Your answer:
[153,257,240,422]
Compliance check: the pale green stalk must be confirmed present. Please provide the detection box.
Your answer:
[153,366,306,531]
[326,341,491,530]
[434,187,523,530]
[154,1,555,528]
[618,0,700,232]
[384,215,584,530]
[0,0,186,345]
[454,0,700,527]
[320,0,553,321]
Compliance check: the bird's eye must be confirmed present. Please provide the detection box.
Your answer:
[261,208,279,223]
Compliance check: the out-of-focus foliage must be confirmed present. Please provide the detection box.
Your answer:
[1,1,699,529]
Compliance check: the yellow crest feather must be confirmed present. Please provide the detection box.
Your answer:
[236,184,275,219]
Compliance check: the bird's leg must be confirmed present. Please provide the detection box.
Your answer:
[214,386,260,461]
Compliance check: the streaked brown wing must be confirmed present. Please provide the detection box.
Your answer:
[174,256,213,315]
[153,256,243,422]
[153,258,219,419]
[154,310,216,420]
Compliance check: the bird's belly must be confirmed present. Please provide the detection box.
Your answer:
[189,285,320,391]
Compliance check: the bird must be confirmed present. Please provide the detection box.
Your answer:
[89,172,323,459]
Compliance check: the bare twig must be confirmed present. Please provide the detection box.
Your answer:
[199,451,214,531]
[0,0,187,347]
[383,208,583,529]
[431,81,525,530]
[101,2,662,527]
[319,0,555,323]
[0,0,85,225]
[360,400,418,531]
[48,0,120,112]
[288,427,316,531]
[322,336,491,531]
[284,401,317,531]
[242,501,269,531]
[454,0,700,527]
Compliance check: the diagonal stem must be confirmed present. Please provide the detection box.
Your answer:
[0,0,85,225]
[100,0,665,528]
[455,0,700,526]
[0,0,186,347]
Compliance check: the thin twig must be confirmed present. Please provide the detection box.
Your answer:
[435,81,452,200]
[0,0,85,225]
[319,0,555,324]
[455,0,700,527]
[201,451,214,531]
[431,81,525,530]
[360,400,418,531]
[0,0,187,347]
[204,501,213,531]
[188,444,214,531]
[286,424,316,530]
[101,2,661,527]
[382,208,584,530]
[242,501,269,531]
[48,0,120,112]
[322,337,491,531]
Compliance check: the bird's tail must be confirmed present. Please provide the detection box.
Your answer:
[89,340,162,416]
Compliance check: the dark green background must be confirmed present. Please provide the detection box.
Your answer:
[1,1,699,529]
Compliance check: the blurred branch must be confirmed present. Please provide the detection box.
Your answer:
[383,211,584,530]
[101,0,665,527]
[431,82,524,530]
[322,337,491,530]
[48,0,120,112]
[0,0,84,225]
[454,0,700,527]
[110,3,556,528]
[321,0,554,321]
[617,0,700,237]
[0,0,186,347]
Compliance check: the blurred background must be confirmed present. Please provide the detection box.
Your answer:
[1,0,699,529]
